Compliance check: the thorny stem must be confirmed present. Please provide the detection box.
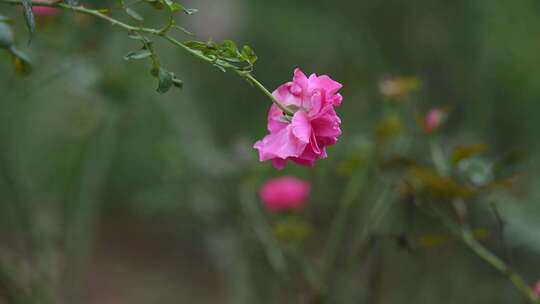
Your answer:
[0,0,292,114]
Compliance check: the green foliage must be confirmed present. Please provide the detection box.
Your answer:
[156,67,174,93]
[125,7,144,21]
[159,0,197,15]
[184,39,258,72]
[0,1,539,303]
[124,49,152,60]
[451,143,488,166]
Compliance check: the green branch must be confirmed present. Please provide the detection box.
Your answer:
[0,0,293,114]
[435,211,539,303]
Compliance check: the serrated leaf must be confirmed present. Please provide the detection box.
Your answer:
[156,67,174,93]
[21,0,35,41]
[124,49,152,60]
[125,7,144,21]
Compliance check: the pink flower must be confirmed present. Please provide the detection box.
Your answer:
[32,6,60,17]
[533,281,540,299]
[254,68,343,169]
[259,176,310,212]
[423,108,447,133]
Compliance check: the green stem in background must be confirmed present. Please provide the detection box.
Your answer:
[428,139,538,303]
[429,136,449,176]
[239,181,287,275]
[460,229,538,303]
[435,210,538,304]
[320,167,369,289]
[0,0,292,115]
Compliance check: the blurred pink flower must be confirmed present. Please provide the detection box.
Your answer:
[32,6,60,17]
[533,281,540,298]
[254,68,343,169]
[259,176,310,212]
[423,108,447,133]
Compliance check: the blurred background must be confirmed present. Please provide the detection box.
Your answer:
[1,0,540,303]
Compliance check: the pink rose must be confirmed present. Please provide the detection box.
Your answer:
[259,176,310,212]
[423,108,447,133]
[254,68,343,169]
[32,6,61,17]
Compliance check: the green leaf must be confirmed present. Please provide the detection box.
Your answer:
[241,45,257,64]
[172,76,183,89]
[21,0,35,41]
[124,49,152,60]
[451,143,488,166]
[409,167,475,199]
[183,7,198,15]
[162,0,197,14]
[145,0,164,9]
[125,7,144,21]
[156,67,174,93]
[127,33,150,42]
[163,0,180,12]
[172,24,193,35]
[213,64,226,72]
[10,47,32,76]
[184,40,209,50]
[493,149,527,178]
[0,22,14,49]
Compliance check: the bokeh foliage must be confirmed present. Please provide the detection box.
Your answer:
[0,0,540,303]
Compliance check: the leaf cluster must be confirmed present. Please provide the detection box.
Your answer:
[184,40,258,72]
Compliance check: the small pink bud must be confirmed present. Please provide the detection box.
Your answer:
[423,108,447,133]
[533,280,540,299]
[259,176,310,212]
[32,6,61,17]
